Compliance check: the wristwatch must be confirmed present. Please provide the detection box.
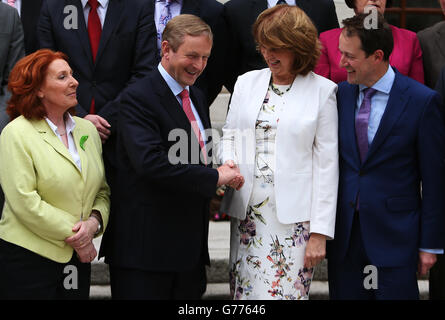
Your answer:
[89,212,102,236]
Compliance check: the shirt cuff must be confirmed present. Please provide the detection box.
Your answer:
[419,248,444,254]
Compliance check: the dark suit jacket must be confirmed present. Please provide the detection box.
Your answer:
[223,0,339,92]
[330,69,445,268]
[100,68,218,271]
[0,2,24,130]
[37,0,157,169]
[21,0,43,54]
[435,66,445,115]
[150,0,228,106]
[418,21,445,89]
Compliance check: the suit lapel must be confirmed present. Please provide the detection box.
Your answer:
[68,0,93,68]
[153,71,192,133]
[435,26,445,66]
[252,0,267,23]
[341,84,362,166]
[365,71,409,163]
[95,0,124,64]
[31,119,82,174]
[72,124,89,180]
[181,0,200,15]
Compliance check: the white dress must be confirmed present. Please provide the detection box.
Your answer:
[229,81,314,300]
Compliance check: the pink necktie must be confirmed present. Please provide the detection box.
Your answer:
[7,0,16,7]
[179,89,207,165]
[87,0,102,114]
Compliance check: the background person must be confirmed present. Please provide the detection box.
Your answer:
[223,0,339,93]
[315,0,424,84]
[0,2,25,214]
[219,5,338,300]
[417,0,445,89]
[0,49,110,300]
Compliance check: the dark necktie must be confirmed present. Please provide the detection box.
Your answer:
[355,87,377,163]
[88,0,102,114]
[276,0,287,5]
[179,89,207,165]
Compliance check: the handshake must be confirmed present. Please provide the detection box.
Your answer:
[216,160,245,190]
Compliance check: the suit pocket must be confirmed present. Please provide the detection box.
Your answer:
[386,197,419,212]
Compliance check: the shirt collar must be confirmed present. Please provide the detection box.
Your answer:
[359,65,395,95]
[81,0,109,9]
[45,113,76,136]
[157,63,189,97]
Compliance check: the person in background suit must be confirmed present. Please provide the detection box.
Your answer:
[417,0,445,89]
[103,14,244,299]
[37,0,158,235]
[151,0,228,106]
[224,0,339,93]
[0,49,109,299]
[328,13,445,300]
[0,2,25,214]
[315,0,424,84]
[218,5,338,300]
[2,0,44,54]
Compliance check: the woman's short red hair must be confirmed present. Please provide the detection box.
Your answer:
[7,49,69,121]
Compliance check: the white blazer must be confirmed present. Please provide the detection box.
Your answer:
[218,68,339,238]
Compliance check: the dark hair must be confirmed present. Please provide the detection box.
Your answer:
[341,12,393,61]
[345,0,392,9]
[253,4,320,76]
[7,49,73,121]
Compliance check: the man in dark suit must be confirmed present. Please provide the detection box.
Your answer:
[328,13,445,300]
[37,0,157,193]
[102,14,242,299]
[2,0,43,54]
[0,2,24,214]
[150,0,227,106]
[224,0,339,92]
[417,0,445,89]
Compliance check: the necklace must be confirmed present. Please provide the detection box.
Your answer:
[269,77,293,96]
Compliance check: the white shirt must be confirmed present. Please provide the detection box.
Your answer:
[81,0,109,27]
[267,0,296,8]
[45,114,82,171]
[1,0,21,16]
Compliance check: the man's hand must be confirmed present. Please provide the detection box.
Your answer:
[84,114,111,143]
[418,251,437,276]
[217,161,244,189]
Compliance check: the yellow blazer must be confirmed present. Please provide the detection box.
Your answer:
[0,115,110,263]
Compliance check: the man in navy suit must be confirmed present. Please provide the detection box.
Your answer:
[101,14,243,299]
[37,0,157,202]
[328,13,445,300]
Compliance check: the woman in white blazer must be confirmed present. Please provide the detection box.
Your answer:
[218,5,339,300]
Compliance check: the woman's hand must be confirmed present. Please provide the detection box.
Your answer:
[65,217,99,249]
[304,233,327,269]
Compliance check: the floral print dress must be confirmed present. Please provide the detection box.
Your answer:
[229,81,314,300]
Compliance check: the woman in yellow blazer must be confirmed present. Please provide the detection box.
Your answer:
[0,49,110,299]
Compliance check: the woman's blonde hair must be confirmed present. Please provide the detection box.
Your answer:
[253,4,321,76]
